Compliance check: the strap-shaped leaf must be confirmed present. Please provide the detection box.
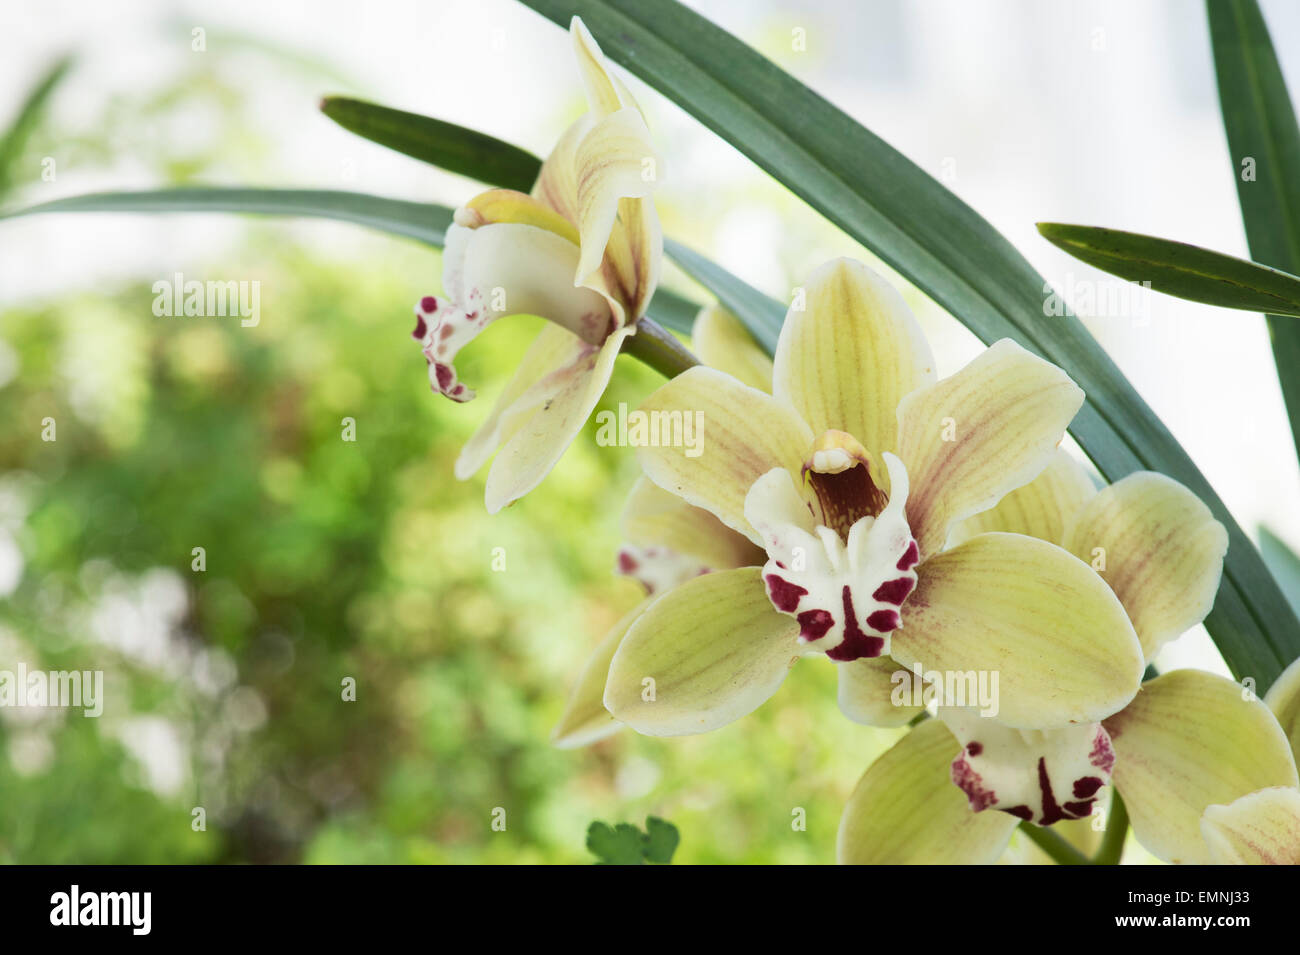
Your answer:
[1038,223,1300,318]
[321,97,540,193]
[0,54,74,199]
[515,0,1300,689]
[1208,0,1300,465]
[3,187,455,244]
[0,186,701,335]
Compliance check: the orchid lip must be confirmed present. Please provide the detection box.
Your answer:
[943,710,1116,827]
[745,443,919,661]
[414,294,477,403]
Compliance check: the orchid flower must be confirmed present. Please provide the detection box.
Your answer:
[601,257,1144,738]
[413,17,662,513]
[838,454,1300,864]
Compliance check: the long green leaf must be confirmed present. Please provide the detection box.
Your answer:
[318,96,784,348]
[0,54,75,199]
[517,0,1300,688]
[2,187,454,244]
[0,186,701,335]
[1208,0,1300,467]
[1259,528,1300,619]
[1038,222,1300,318]
[320,97,541,192]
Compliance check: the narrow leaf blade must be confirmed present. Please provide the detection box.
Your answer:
[320,96,541,193]
[1038,222,1300,318]
[0,185,702,334]
[1208,0,1300,467]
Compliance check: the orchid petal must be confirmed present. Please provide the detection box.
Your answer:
[691,304,774,392]
[636,366,815,545]
[890,532,1143,728]
[603,567,800,736]
[952,448,1096,546]
[1264,654,1300,770]
[619,476,764,592]
[455,324,588,480]
[1063,472,1228,664]
[838,656,925,727]
[482,325,634,513]
[1104,669,1300,864]
[571,108,661,297]
[552,601,650,748]
[773,258,935,462]
[896,339,1084,558]
[1201,787,1300,865]
[837,719,1019,864]
[570,16,636,118]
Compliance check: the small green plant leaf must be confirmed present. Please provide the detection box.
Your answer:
[586,816,679,864]
[641,816,680,864]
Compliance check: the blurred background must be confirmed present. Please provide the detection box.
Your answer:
[1,0,1298,863]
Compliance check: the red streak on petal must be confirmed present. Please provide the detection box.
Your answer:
[896,540,920,571]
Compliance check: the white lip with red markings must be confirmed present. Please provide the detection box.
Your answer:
[943,708,1116,827]
[744,448,919,662]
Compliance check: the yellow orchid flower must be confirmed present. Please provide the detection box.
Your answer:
[413,17,662,512]
[838,455,1300,864]
[601,257,1144,738]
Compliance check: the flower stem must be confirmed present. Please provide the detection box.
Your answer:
[1020,821,1092,865]
[1092,791,1129,865]
[622,317,699,379]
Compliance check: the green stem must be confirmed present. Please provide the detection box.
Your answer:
[1020,821,1092,866]
[1092,791,1129,865]
[621,317,699,379]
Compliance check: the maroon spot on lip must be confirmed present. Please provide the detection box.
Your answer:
[1003,804,1034,822]
[617,551,638,574]
[796,609,833,643]
[1072,776,1104,799]
[439,323,454,340]
[420,296,438,313]
[433,363,454,391]
[871,576,915,605]
[866,609,900,632]
[826,586,885,661]
[765,574,807,613]
[951,756,997,812]
[966,742,983,756]
[896,540,920,571]
[412,316,428,340]
[1064,799,1095,818]
[1089,728,1115,773]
